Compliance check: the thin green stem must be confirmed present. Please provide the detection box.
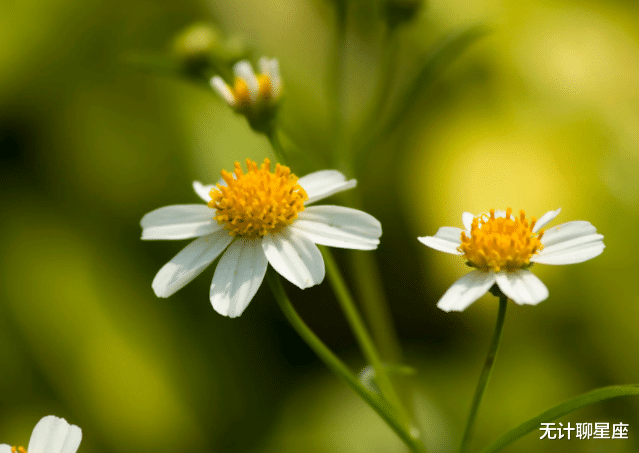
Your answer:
[266,128,287,166]
[321,247,419,441]
[266,268,425,452]
[354,26,399,151]
[459,295,508,453]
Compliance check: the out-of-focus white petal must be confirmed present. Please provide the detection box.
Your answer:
[262,227,325,289]
[495,270,548,305]
[192,181,215,202]
[233,61,259,102]
[437,271,496,312]
[210,76,236,107]
[418,226,463,255]
[141,205,221,240]
[462,212,474,232]
[532,240,605,265]
[297,170,357,204]
[210,238,268,317]
[0,445,14,453]
[268,58,282,98]
[533,208,562,233]
[59,425,82,453]
[152,231,232,298]
[293,205,381,250]
[28,416,81,453]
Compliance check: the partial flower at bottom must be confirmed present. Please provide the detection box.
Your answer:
[141,158,382,317]
[0,415,82,453]
[418,208,604,312]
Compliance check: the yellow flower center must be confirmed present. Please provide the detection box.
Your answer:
[459,208,545,272]
[209,158,308,238]
[12,447,27,453]
[233,75,273,106]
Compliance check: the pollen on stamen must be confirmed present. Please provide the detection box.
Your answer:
[458,208,544,272]
[12,447,27,453]
[209,158,308,239]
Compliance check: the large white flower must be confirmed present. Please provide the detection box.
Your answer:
[418,208,604,312]
[142,158,382,317]
[0,415,82,453]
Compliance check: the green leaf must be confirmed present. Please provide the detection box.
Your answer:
[480,384,639,453]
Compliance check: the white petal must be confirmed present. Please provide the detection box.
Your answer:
[538,221,597,247]
[233,60,259,102]
[418,226,463,255]
[267,58,282,98]
[210,76,236,107]
[495,270,548,305]
[462,212,474,232]
[297,170,357,204]
[152,231,233,298]
[532,240,605,265]
[210,238,268,317]
[192,181,215,202]
[262,227,325,289]
[28,416,76,453]
[258,57,269,74]
[437,271,496,312]
[59,425,82,453]
[1,445,14,453]
[292,205,381,250]
[532,208,561,233]
[141,205,221,240]
[538,230,603,255]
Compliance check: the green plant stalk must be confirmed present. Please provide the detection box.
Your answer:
[354,26,399,150]
[479,384,639,453]
[266,128,287,166]
[265,268,426,452]
[321,247,417,437]
[459,294,508,453]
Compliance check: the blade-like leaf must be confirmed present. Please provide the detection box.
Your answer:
[480,384,639,453]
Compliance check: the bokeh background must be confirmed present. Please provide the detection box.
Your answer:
[1,0,638,452]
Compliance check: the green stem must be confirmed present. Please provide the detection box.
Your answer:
[321,247,419,441]
[354,26,399,151]
[266,268,425,452]
[479,384,639,453]
[266,128,287,166]
[459,295,508,453]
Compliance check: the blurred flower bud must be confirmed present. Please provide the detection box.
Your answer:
[210,58,282,133]
[383,0,423,28]
[172,23,220,67]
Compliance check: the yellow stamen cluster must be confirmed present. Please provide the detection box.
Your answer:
[232,74,273,106]
[459,208,544,272]
[209,158,308,238]
[12,447,27,453]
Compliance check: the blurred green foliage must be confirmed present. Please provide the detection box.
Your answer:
[1,0,639,452]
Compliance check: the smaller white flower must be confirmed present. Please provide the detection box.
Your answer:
[142,158,382,318]
[418,208,604,312]
[0,415,82,453]
[210,57,282,110]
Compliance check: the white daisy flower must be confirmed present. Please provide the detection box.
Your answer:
[0,415,82,453]
[210,57,282,110]
[141,158,382,318]
[418,208,604,312]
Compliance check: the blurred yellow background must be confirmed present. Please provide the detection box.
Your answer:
[1,0,638,452]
